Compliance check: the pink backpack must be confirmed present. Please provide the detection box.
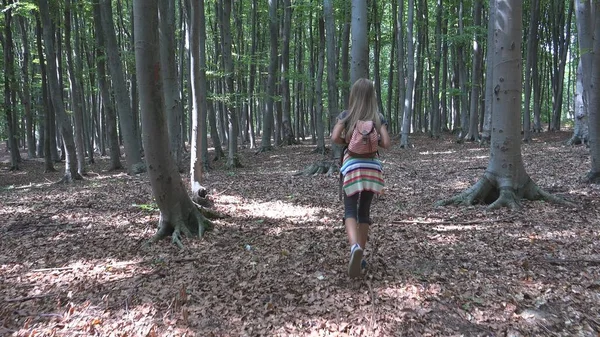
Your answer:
[347,120,379,157]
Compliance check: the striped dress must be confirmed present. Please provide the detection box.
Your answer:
[340,151,384,197]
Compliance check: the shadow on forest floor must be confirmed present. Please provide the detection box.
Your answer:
[0,131,599,336]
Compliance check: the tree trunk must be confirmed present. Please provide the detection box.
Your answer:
[397,0,406,135]
[467,0,482,141]
[350,0,369,83]
[99,0,145,174]
[18,17,35,159]
[189,0,210,201]
[523,0,540,142]
[259,0,278,152]
[314,18,326,154]
[437,0,565,209]
[400,0,415,148]
[324,0,342,160]
[371,0,384,117]
[431,0,443,138]
[65,0,87,175]
[281,0,296,146]
[35,16,56,172]
[134,0,211,248]
[481,1,495,144]
[159,0,184,171]
[341,6,351,108]
[2,1,20,170]
[39,0,82,182]
[568,60,588,145]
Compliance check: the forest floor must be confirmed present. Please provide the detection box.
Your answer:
[0,131,599,337]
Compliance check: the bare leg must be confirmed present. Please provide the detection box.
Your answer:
[345,217,359,246]
[357,223,369,249]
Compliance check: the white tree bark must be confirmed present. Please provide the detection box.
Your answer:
[400,0,415,148]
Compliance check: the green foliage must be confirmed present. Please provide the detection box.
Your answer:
[132,203,159,212]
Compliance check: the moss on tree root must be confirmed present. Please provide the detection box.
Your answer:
[435,173,575,210]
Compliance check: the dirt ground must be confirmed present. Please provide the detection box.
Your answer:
[0,131,599,336]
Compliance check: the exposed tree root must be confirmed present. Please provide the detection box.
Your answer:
[255,145,273,154]
[226,156,243,169]
[147,205,214,249]
[56,172,84,184]
[293,161,339,177]
[566,135,587,146]
[130,162,147,174]
[311,146,327,155]
[435,173,575,209]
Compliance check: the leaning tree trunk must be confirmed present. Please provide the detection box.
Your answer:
[39,0,82,182]
[99,0,145,174]
[437,0,567,210]
[134,0,211,248]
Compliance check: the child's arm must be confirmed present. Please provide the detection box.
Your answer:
[331,121,346,145]
[378,124,391,149]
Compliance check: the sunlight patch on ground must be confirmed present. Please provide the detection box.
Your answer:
[432,224,484,232]
[0,205,33,215]
[214,194,333,224]
[419,150,455,155]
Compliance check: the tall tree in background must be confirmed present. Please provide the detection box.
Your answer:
[92,1,122,171]
[396,0,406,135]
[281,0,296,146]
[481,1,496,144]
[133,0,211,248]
[567,60,588,145]
[190,0,209,201]
[159,0,184,170]
[324,0,342,159]
[99,0,145,174]
[437,0,565,209]
[39,0,82,182]
[523,0,541,142]
[400,0,415,148]
[2,0,20,170]
[350,0,368,83]
[221,0,241,168]
[65,0,87,175]
[466,0,482,141]
[18,16,35,159]
[313,18,326,154]
[258,0,278,153]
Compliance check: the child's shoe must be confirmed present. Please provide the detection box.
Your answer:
[348,244,363,278]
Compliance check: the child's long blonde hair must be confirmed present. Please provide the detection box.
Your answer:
[342,78,381,141]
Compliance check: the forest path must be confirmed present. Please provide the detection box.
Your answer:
[1,132,598,336]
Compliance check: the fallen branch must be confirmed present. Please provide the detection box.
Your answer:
[392,216,517,226]
[4,293,56,303]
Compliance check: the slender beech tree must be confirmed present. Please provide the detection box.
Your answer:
[281,0,296,145]
[437,0,565,209]
[431,0,443,138]
[18,16,35,158]
[99,0,145,174]
[65,0,87,175]
[2,0,20,170]
[159,0,184,170]
[400,0,415,148]
[467,0,482,141]
[314,17,326,154]
[481,1,496,144]
[523,0,541,142]
[221,0,241,168]
[258,0,278,153]
[35,15,56,172]
[324,0,341,160]
[39,0,82,182]
[350,0,369,83]
[92,2,122,170]
[133,0,211,248]
[190,0,210,201]
[396,0,406,135]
